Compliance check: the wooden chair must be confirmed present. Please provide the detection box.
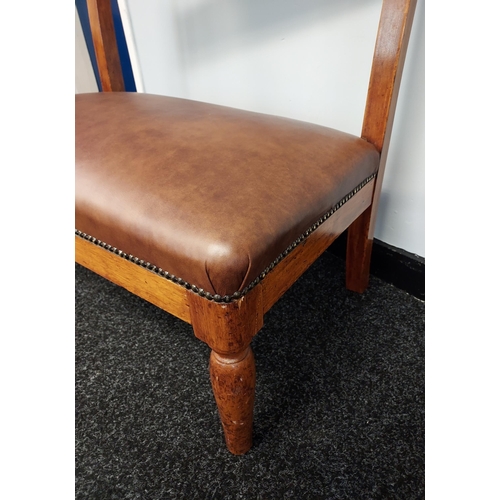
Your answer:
[76,0,417,454]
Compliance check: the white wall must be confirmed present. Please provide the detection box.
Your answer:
[75,8,98,94]
[118,0,425,257]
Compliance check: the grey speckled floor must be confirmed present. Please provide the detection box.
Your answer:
[75,251,424,500]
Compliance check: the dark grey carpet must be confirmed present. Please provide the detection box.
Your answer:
[75,251,424,499]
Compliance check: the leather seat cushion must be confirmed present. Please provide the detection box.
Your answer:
[76,92,379,296]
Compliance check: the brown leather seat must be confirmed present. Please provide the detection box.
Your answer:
[76,92,379,298]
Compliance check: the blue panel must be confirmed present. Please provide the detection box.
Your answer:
[75,0,101,91]
[75,0,137,92]
[110,0,136,91]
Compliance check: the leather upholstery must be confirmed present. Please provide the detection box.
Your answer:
[76,92,379,296]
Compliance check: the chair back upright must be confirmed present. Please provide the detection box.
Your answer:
[87,0,124,92]
[359,0,417,235]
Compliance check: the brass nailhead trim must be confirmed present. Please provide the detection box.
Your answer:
[76,173,376,302]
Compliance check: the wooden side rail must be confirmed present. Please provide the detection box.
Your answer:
[76,236,191,323]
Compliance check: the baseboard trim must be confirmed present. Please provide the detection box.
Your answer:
[327,231,425,301]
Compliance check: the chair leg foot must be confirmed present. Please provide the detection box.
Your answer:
[209,346,255,455]
[346,208,374,293]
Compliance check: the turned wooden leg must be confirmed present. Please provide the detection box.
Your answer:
[188,285,263,454]
[346,207,374,293]
[209,346,255,455]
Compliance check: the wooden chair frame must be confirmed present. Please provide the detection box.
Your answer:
[76,0,418,454]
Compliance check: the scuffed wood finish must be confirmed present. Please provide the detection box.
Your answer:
[75,236,191,323]
[188,286,263,355]
[262,179,374,312]
[209,347,256,455]
[188,287,263,454]
[87,0,125,92]
[347,0,417,292]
